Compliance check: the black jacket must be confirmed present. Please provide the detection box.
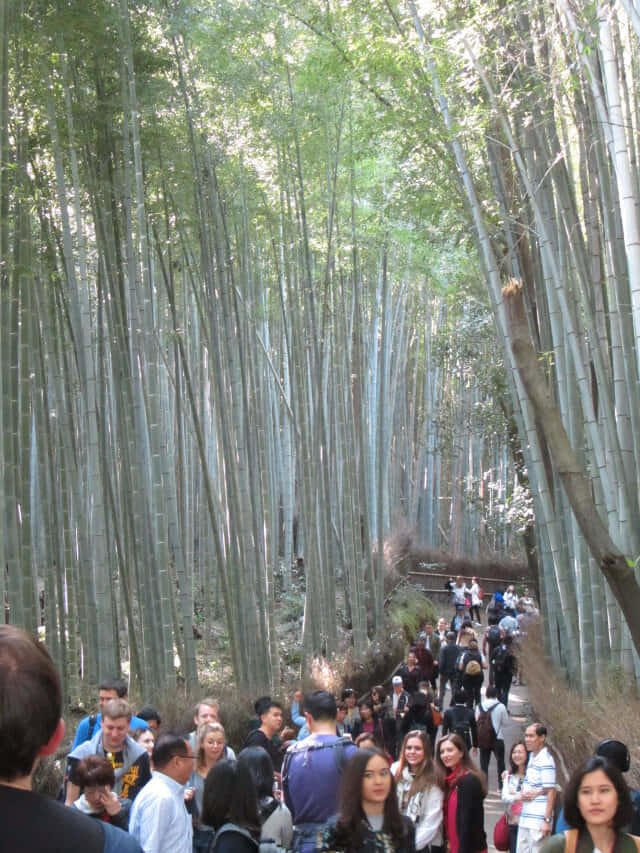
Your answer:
[450,772,486,853]
[439,643,461,677]
[317,815,416,853]
[442,704,477,748]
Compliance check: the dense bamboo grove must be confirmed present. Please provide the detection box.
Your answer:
[8,0,640,696]
[0,0,525,698]
[387,0,640,683]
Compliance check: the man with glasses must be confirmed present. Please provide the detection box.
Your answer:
[129,733,194,853]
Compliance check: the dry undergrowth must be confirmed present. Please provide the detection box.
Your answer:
[518,618,640,788]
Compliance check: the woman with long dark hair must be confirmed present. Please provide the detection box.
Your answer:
[393,731,443,853]
[315,749,415,853]
[237,746,293,849]
[435,734,487,853]
[540,756,634,853]
[202,760,262,853]
[501,741,528,853]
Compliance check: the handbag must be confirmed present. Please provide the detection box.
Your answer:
[493,814,510,851]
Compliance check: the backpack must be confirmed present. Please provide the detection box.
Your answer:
[487,626,502,648]
[460,652,482,677]
[211,823,280,853]
[563,831,640,853]
[476,704,497,749]
[452,721,472,750]
[492,646,510,675]
[281,735,351,810]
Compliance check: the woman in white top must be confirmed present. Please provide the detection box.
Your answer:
[469,578,483,624]
[503,586,517,614]
[501,740,528,853]
[393,730,444,853]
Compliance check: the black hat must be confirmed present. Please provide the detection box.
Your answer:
[595,739,630,773]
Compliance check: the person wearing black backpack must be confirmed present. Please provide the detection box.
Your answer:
[492,636,517,709]
[482,617,503,686]
[476,686,508,788]
[442,689,477,754]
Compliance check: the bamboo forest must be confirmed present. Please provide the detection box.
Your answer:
[3,0,640,700]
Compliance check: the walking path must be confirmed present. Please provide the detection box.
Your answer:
[482,683,531,852]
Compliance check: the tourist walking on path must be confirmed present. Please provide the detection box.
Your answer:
[442,689,477,753]
[438,633,461,707]
[436,733,488,853]
[516,725,556,853]
[501,740,528,853]
[540,756,635,853]
[470,578,483,624]
[492,636,517,709]
[459,640,485,708]
[315,749,416,853]
[476,686,509,784]
[392,731,444,853]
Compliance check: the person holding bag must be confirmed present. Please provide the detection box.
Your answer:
[499,741,529,853]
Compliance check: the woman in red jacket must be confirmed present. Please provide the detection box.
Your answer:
[435,734,487,853]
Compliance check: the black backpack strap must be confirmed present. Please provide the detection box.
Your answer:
[87,712,98,741]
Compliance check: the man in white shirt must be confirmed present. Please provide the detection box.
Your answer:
[516,724,556,853]
[129,733,194,853]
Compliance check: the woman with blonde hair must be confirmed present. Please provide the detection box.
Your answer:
[188,722,229,851]
[393,730,443,853]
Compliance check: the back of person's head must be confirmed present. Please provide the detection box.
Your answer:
[595,739,630,773]
[76,755,116,789]
[488,614,498,626]
[409,692,427,711]
[446,631,456,643]
[238,746,275,800]
[0,626,61,781]
[304,690,337,721]
[102,698,132,721]
[99,678,127,698]
[202,759,260,837]
[137,706,161,726]
[152,732,190,770]
[485,686,498,699]
[453,688,466,704]
[563,756,632,829]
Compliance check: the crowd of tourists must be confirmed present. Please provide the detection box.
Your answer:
[1,582,638,853]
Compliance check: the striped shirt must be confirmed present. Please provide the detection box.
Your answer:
[519,747,556,830]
